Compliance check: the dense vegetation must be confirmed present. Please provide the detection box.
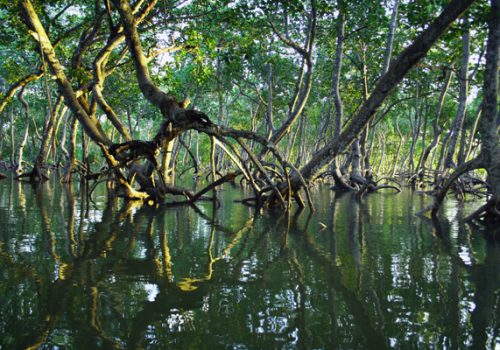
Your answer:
[0,0,498,226]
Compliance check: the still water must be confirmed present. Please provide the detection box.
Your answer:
[0,175,498,349]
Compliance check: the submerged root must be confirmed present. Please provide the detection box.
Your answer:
[16,166,49,183]
[464,198,500,227]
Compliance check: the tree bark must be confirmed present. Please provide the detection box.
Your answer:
[9,107,15,167]
[477,0,500,215]
[19,0,110,145]
[332,11,345,141]
[444,18,470,170]
[35,95,64,169]
[420,69,453,172]
[16,86,30,174]
[291,0,476,189]
[382,0,400,75]
[264,0,317,149]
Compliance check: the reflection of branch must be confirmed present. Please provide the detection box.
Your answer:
[88,286,125,349]
[300,220,390,349]
[159,217,173,282]
[177,216,254,291]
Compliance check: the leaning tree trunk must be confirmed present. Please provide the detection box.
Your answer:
[288,0,477,194]
[19,0,110,146]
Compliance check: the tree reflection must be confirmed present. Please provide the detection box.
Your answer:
[0,181,498,349]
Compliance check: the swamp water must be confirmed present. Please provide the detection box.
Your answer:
[0,176,498,349]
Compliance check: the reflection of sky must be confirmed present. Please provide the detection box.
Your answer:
[143,283,159,302]
[1,181,498,349]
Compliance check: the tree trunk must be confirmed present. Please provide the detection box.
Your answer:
[35,95,64,170]
[291,0,476,190]
[407,86,422,174]
[9,107,15,167]
[332,11,345,141]
[420,69,453,172]
[382,0,400,74]
[16,86,30,174]
[62,115,78,183]
[19,0,110,146]
[266,62,275,138]
[477,0,500,221]
[444,18,470,170]
[263,1,317,150]
[464,103,482,161]
[390,117,404,177]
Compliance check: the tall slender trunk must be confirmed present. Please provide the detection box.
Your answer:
[407,90,422,174]
[10,106,15,166]
[264,1,317,151]
[457,120,468,165]
[35,94,64,170]
[390,117,404,177]
[444,18,470,170]
[382,0,400,74]
[464,103,482,161]
[328,11,352,190]
[292,0,477,191]
[415,104,429,180]
[266,62,275,138]
[477,0,500,210]
[358,44,371,176]
[420,69,453,172]
[332,11,345,141]
[62,115,78,183]
[16,86,30,174]
[295,114,306,166]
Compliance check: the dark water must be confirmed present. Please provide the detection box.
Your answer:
[0,175,498,349]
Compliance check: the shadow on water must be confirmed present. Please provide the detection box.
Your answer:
[0,177,498,349]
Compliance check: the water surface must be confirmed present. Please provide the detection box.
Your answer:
[0,176,498,349]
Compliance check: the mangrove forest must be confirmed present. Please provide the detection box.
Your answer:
[0,0,498,348]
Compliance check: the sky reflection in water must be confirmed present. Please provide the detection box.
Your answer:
[0,176,498,349]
